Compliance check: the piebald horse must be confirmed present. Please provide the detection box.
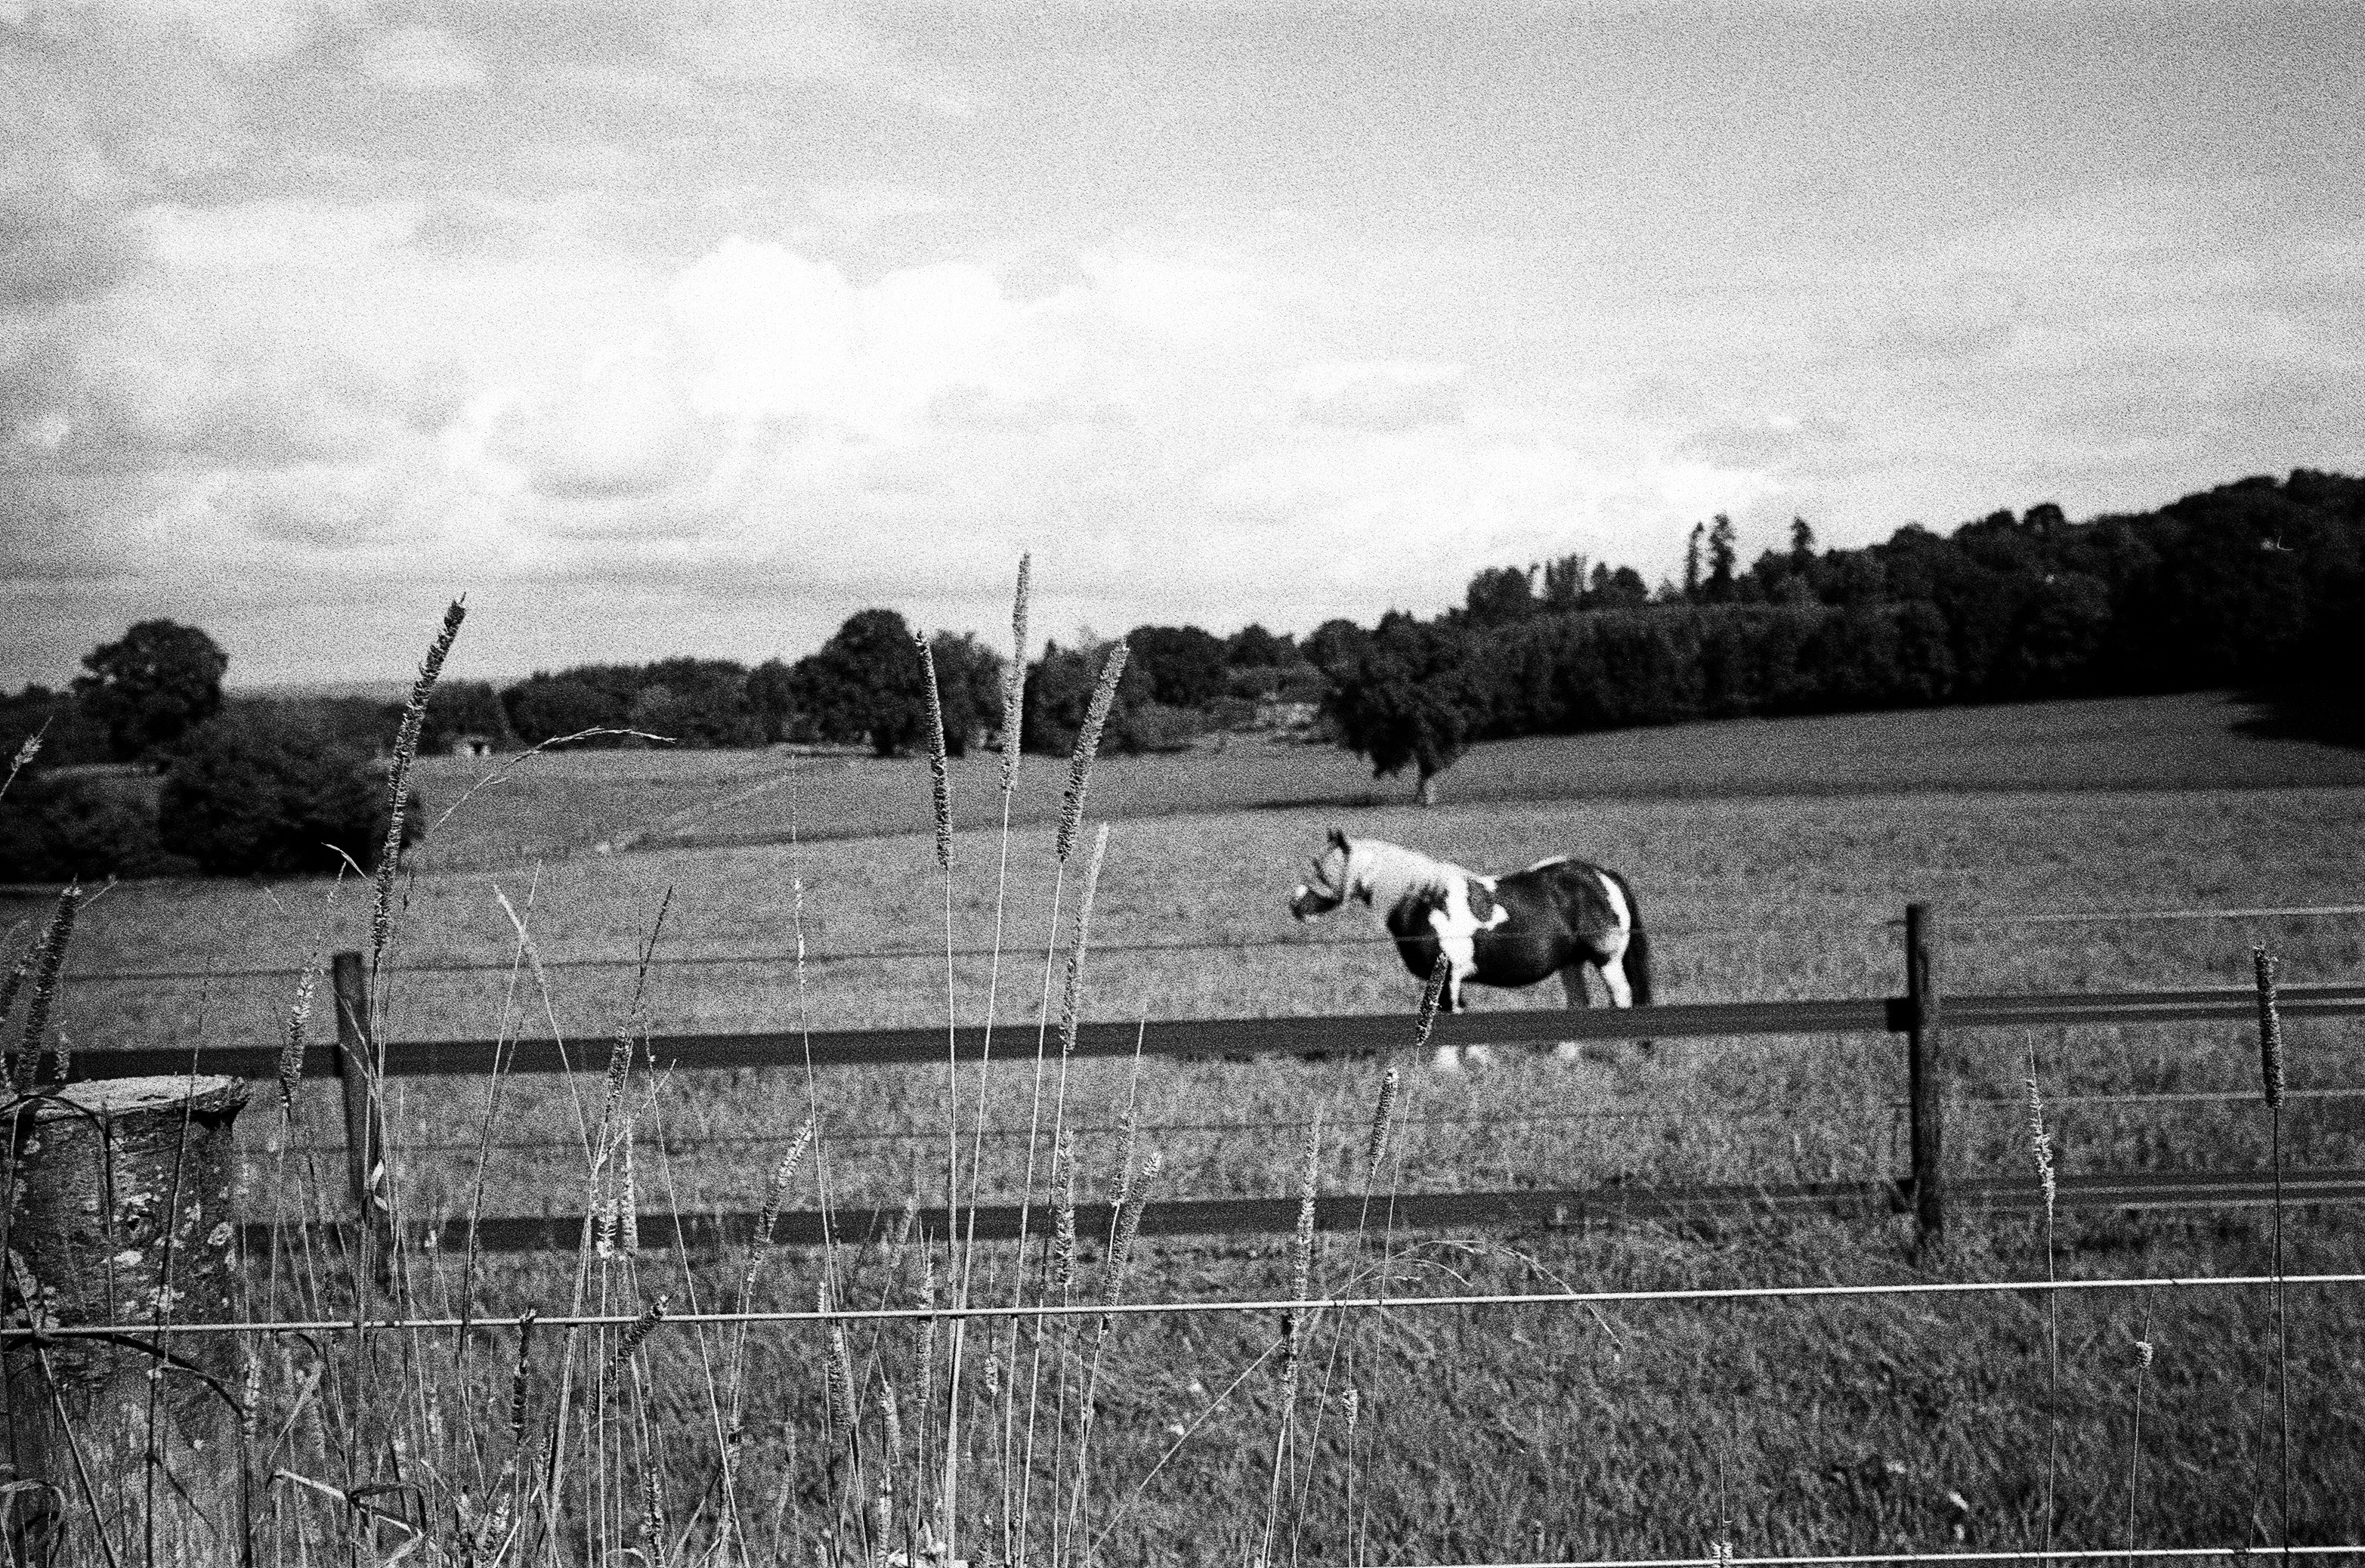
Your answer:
[1288,830,1653,1070]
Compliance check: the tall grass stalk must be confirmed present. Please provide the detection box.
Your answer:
[1263,1112,1323,1567]
[0,721,44,805]
[8,883,79,1089]
[2024,1035,2059,1557]
[2125,1304,2153,1551]
[2252,942,2290,1561]
[1069,1143,1159,1554]
[1013,806,1111,1560]
[941,558,1034,1564]
[371,596,465,976]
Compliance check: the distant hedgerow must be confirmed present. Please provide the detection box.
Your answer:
[158,705,416,877]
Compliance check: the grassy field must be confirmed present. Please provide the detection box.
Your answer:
[400,690,2365,869]
[10,694,2365,1563]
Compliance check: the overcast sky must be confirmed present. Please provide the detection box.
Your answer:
[4,0,2359,688]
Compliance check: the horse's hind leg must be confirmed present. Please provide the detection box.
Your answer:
[1551,964,1591,1062]
[1594,940,1654,1054]
[1598,951,1634,1008]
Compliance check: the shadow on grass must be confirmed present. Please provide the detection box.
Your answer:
[2233,687,2365,750]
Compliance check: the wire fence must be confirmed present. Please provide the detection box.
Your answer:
[1393,1551,2365,1566]
[16,1269,2364,1341]
[50,899,2365,984]
[258,1085,2365,1162]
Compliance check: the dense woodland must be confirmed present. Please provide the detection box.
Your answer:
[4,469,2360,876]
[1329,469,2365,796]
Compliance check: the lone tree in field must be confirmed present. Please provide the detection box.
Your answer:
[1325,618,1471,806]
[926,630,1003,755]
[791,608,929,756]
[73,619,228,762]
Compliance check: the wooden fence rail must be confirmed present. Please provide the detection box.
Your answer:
[233,1166,2365,1260]
[17,905,2365,1251]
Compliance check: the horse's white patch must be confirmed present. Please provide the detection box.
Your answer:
[1594,869,1634,1007]
[1524,854,1571,873]
[1427,874,1508,1009]
[1595,869,1631,937]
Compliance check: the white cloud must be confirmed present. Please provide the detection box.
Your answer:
[358,26,485,91]
[136,201,418,271]
[1289,360,1466,431]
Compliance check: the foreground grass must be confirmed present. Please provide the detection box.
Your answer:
[12,695,2365,1564]
[239,1190,2365,1565]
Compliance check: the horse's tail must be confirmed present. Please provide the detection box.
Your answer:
[1607,869,1652,1006]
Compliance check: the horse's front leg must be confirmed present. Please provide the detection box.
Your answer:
[1432,965,1474,1072]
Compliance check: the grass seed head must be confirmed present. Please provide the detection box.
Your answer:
[606,1296,667,1375]
[1410,953,1449,1056]
[640,1466,668,1566]
[505,1310,537,1453]
[1112,1100,1139,1211]
[1102,1149,1160,1313]
[1056,642,1128,862]
[373,597,465,963]
[593,1029,634,1156]
[619,1124,640,1256]
[825,1298,860,1445]
[756,1116,818,1246]
[240,1347,263,1439]
[1060,825,1111,1059]
[1365,1066,1399,1185]
[1282,1115,1322,1381]
[916,629,952,870]
[2252,942,2285,1109]
[13,884,79,1084]
[277,955,322,1112]
[879,1378,904,1468]
[1053,1137,1079,1297]
[1290,1114,1321,1300]
[2023,1044,2057,1223]
[8,727,41,775]
[1001,554,1030,792]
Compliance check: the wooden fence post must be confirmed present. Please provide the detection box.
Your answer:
[331,951,385,1242]
[1905,902,1946,1247]
[3,1075,250,1563]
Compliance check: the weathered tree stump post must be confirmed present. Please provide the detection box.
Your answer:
[3,1075,250,1565]
[1905,902,1946,1248]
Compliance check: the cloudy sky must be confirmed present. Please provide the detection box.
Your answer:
[4,0,2359,688]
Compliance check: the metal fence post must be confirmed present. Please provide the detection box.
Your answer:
[1905,903,1946,1246]
[332,951,385,1242]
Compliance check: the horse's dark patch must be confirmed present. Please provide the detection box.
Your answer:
[1466,880,1498,924]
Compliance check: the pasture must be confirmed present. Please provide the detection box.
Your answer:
[399,690,2365,869]
[11,692,2365,1563]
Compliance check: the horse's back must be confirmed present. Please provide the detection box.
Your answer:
[1504,856,1635,941]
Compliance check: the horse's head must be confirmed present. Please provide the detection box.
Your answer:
[1288,829,1356,921]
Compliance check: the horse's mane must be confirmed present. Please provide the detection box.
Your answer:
[1347,838,1476,912]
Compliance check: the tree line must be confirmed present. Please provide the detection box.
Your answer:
[0,622,419,880]
[0,611,1333,880]
[1323,469,2365,800]
[438,611,1334,757]
[8,466,2359,877]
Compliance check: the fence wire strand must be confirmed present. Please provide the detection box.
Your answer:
[16,1270,2364,1341]
[49,898,2365,983]
[1389,1550,2365,1567]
